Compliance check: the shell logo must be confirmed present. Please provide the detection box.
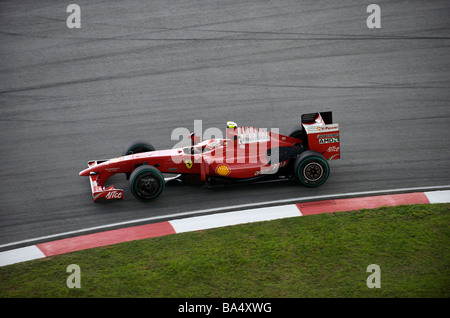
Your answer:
[215,164,231,176]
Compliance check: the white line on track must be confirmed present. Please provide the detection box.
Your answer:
[0,184,449,250]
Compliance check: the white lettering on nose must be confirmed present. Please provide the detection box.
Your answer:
[106,191,122,199]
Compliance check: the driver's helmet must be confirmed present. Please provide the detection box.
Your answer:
[227,121,237,128]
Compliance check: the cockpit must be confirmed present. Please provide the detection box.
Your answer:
[183,139,224,155]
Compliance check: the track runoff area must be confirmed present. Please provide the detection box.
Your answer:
[1,186,449,267]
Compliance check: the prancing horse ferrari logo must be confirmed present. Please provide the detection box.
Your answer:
[184,160,193,169]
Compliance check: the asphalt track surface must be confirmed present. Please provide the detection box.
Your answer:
[1,0,449,248]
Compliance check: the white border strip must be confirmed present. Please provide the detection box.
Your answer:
[0,245,45,267]
[170,204,301,233]
[424,190,450,204]
[0,185,449,250]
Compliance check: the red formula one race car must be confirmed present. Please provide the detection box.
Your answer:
[79,111,340,202]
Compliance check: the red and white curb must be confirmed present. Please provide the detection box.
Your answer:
[1,190,449,267]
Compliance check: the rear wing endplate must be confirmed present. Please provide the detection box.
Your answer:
[302,112,340,160]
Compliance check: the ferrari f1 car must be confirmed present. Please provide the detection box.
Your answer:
[79,111,340,202]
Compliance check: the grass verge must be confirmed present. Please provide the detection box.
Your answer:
[0,203,449,297]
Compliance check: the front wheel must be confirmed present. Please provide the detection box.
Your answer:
[123,141,155,156]
[129,165,165,201]
[294,151,329,187]
[124,141,156,180]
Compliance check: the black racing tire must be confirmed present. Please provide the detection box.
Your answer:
[123,141,155,156]
[129,165,165,201]
[287,125,304,140]
[124,141,156,180]
[288,125,307,148]
[294,151,330,187]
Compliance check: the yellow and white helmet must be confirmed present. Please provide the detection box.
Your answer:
[227,121,237,128]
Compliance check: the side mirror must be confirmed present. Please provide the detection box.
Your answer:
[189,132,195,146]
[189,132,201,146]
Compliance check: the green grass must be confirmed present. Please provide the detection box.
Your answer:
[1,204,449,298]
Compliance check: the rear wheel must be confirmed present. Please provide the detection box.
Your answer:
[288,125,308,149]
[294,151,329,187]
[129,165,165,201]
[287,125,304,140]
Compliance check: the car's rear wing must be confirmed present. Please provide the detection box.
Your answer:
[302,111,340,160]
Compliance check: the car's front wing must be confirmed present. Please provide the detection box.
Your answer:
[86,160,124,202]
